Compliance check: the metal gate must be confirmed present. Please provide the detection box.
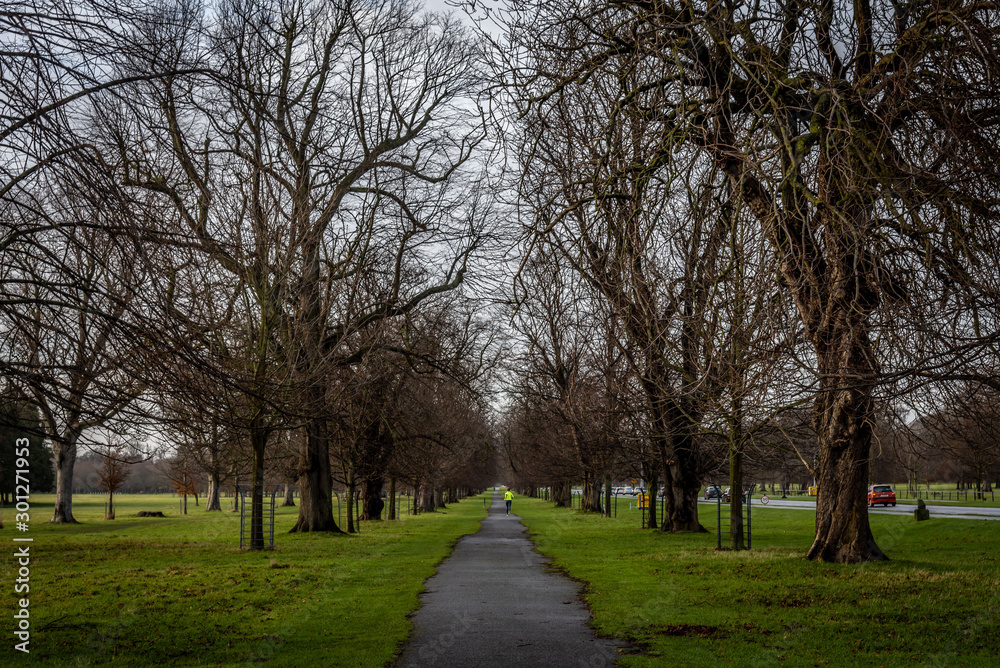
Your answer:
[238,483,279,550]
[716,483,756,549]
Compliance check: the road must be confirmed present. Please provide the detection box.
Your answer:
[699,497,1000,521]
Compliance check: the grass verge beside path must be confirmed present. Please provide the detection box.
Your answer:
[516,497,1000,667]
[2,493,487,666]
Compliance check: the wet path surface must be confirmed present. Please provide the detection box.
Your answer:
[396,492,621,667]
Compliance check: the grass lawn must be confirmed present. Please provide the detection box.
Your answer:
[2,492,487,666]
[517,497,1000,667]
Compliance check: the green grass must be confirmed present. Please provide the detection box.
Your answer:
[2,492,487,666]
[517,497,1000,667]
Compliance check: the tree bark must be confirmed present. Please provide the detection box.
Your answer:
[729,417,745,550]
[553,481,568,507]
[646,475,659,530]
[807,339,885,562]
[291,416,340,533]
[247,426,270,549]
[387,477,396,520]
[582,471,602,512]
[206,471,222,512]
[50,433,80,523]
[419,485,436,512]
[664,403,705,532]
[603,473,612,517]
[641,461,658,530]
[282,483,295,507]
[345,467,357,533]
[360,475,384,520]
[640,368,703,532]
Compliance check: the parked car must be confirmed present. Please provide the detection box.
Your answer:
[722,487,747,503]
[705,485,723,500]
[867,484,896,507]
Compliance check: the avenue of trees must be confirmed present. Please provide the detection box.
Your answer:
[2,0,1000,563]
[481,0,1000,562]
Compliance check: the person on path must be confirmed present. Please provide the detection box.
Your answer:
[504,489,513,515]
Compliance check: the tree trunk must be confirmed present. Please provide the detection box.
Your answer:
[726,144,885,562]
[182,493,188,515]
[50,433,80,523]
[603,473,612,517]
[206,471,222,512]
[435,487,446,509]
[345,467,357,533]
[658,452,675,532]
[388,477,396,520]
[806,341,886,563]
[291,416,340,533]
[663,405,705,533]
[282,483,295,507]
[729,419,745,550]
[642,461,658,529]
[106,490,115,520]
[247,427,268,549]
[553,481,568,507]
[646,474,659,530]
[360,476,384,520]
[582,471,602,512]
[419,485,436,512]
[645,384,703,533]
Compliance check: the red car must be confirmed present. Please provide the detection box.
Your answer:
[867,484,896,507]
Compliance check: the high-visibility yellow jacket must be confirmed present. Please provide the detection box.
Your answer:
[504,491,513,501]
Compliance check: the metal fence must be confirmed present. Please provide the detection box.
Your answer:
[237,483,278,550]
[895,489,995,502]
[715,484,755,550]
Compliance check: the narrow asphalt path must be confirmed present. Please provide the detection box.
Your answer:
[396,492,621,668]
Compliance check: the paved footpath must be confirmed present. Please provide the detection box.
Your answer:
[397,492,621,667]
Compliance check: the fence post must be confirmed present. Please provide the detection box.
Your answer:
[716,490,721,549]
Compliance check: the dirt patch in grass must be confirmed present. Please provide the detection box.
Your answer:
[651,624,728,639]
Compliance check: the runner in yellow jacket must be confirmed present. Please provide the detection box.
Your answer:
[504,489,513,516]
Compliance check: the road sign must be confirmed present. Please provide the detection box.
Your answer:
[761,495,769,505]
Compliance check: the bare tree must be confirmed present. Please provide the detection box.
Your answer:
[488,0,1000,562]
[96,444,133,520]
[99,0,491,540]
[1,202,148,523]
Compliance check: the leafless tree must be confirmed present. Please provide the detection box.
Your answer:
[485,0,1000,562]
[97,0,492,542]
[96,444,134,520]
[0,194,150,523]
